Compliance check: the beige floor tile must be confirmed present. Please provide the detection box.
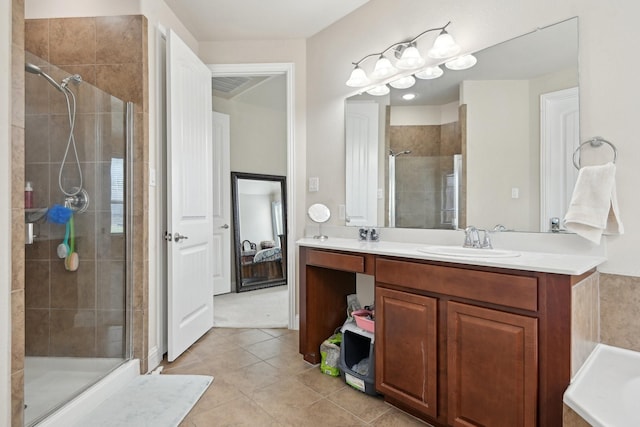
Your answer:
[248,377,323,414]
[244,337,287,360]
[261,328,291,338]
[264,351,316,375]
[200,346,262,376]
[274,398,368,427]
[188,395,281,427]
[370,406,433,426]
[222,360,283,393]
[234,329,276,347]
[187,377,245,416]
[296,366,347,396]
[328,386,391,423]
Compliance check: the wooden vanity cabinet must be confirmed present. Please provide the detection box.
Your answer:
[299,246,592,427]
[447,301,538,427]
[376,287,438,418]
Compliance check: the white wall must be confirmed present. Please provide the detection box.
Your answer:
[214,75,287,175]
[463,80,532,230]
[390,102,459,126]
[307,0,640,276]
[1,0,12,422]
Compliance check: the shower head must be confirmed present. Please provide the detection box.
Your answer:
[25,62,64,93]
[61,74,83,88]
[390,149,412,157]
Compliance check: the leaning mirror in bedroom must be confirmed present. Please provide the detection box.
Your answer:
[231,172,287,293]
[345,17,578,233]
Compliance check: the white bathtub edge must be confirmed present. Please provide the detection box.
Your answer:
[564,344,640,427]
[36,359,140,427]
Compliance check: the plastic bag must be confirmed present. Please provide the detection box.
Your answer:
[320,332,342,376]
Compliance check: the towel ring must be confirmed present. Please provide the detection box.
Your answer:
[572,136,618,169]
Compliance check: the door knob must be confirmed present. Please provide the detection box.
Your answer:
[174,232,189,242]
[220,224,229,229]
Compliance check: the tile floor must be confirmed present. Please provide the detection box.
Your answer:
[161,327,432,426]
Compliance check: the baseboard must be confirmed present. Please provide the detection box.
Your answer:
[37,359,140,427]
[147,346,163,373]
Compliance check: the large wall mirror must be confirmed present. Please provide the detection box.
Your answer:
[345,17,579,233]
[231,172,287,292]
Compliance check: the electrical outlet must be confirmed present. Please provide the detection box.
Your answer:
[511,187,519,199]
[309,177,319,192]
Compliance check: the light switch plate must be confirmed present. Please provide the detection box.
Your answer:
[309,177,319,192]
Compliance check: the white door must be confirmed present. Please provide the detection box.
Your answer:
[166,29,214,362]
[212,111,231,295]
[345,101,379,226]
[540,87,579,232]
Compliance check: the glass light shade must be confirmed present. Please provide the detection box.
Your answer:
[371,56,397,79]
[346,66,370,87]
[366,84,390,96]
[389,75,416,89]
[445,54,478,70]
[428,31,461,58]
[415,65,444,80]
[396,45,426,70]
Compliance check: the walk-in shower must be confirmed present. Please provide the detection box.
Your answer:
[24,51,133,426]
[388,150,462,229]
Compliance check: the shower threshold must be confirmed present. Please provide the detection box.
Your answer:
[25,357,137,427]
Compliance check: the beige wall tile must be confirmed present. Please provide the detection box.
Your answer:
[11,370,24,427]
[96,15,142,64]
[11,290,25,373]
[600,273,640,352]
[49,18,96,65]
[25,308,50,356]
[25,19,49,61]
[96,63,143,108]
[571,272,599,377]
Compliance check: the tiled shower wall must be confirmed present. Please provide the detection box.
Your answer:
[388,121,461,228]
[24,13,149,365]
[24,52,128,358]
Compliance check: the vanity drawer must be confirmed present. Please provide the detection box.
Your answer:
[376,258,538,312]
[306,249,367,273]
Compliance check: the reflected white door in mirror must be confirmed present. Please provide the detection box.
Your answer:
[308,203,331,240]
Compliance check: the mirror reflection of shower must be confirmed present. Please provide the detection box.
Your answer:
[25,62,89,212]
[388,149,411,227]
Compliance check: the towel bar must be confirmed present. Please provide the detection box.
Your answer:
[573,136,617,169]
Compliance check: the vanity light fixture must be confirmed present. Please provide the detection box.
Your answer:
[346,21,477,95]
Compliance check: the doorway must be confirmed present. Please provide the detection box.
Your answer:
[209,64,295,329]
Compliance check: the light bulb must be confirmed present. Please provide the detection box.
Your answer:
[389,75,416,89]
[346,66,370,87]
[371,56,397,79]
[396,45,426,70]
[428,30,461,59]
[366,84,390,96]
[445,54,477,70]
[415,65,444,80]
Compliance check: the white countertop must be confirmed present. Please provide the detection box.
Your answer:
[297,237,606,275]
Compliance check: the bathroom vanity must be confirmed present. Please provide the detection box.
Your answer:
[298,238,604,427]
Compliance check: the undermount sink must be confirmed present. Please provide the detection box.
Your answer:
[417,245,521,258]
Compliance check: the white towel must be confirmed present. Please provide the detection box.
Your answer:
[564,162,624,244]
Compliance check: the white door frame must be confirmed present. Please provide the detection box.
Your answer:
[207,63,297,330]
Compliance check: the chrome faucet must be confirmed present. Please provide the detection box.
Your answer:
[463,226,492,249]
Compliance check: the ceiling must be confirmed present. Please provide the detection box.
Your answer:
[163,0,370,41]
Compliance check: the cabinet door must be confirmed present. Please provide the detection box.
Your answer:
[447,301,538,427]
[376,287,438,418]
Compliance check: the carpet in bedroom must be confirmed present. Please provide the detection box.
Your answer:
[213,285,288,328]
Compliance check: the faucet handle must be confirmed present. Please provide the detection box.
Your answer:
[463,226,477,248]
[480,229,493,249]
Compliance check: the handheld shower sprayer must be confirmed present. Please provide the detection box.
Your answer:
[25,61,85,199]
[25,62,64,93]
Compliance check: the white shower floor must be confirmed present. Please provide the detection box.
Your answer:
[25,357,123,426]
